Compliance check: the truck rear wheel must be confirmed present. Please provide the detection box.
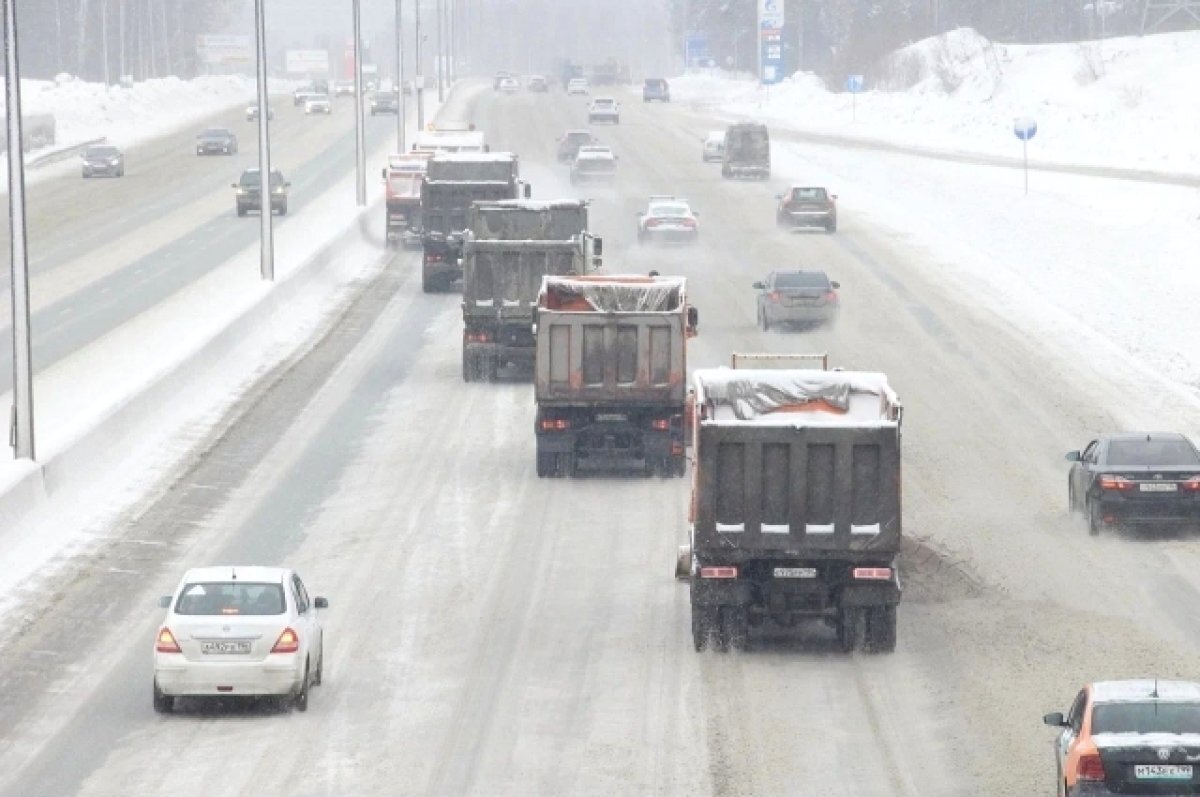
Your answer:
[721,607,749,652]
[422,269,435,293]
[691,608,719,652]
[837,607,864,653]
[462,350,476,382]
[536,452,557,478]
[864,605,897,654]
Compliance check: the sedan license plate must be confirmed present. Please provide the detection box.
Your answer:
[1140,482,1178,492]
[774,567,817,579]
[1134,764,1192,780]
[201,641,251,655]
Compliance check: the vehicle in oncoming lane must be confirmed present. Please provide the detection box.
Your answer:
[566,77,589,95]
[754,270,840,331]
[196,127,238,156]
[245,104,274,122]
[303,94,332,114]
[1066,432,1200,535]
[152,566,327,713]
[332,79,355,97]
[777,185,838,232]
[637,196,699,244]
[498,77,520,94]
[370,90,400,115]
[1044,680,1200,796]
[527,75,549,92]
[233,168,290,217]
[80,144,124,178]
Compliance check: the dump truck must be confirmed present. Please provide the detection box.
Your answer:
[419,152,530,293]
[534,275,698,478]
[461,200,602,382]
[680,362,903,653]
[382,152,432,248]
[722,122,770,180]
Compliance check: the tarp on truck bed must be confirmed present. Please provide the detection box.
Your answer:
[538,275,684,313]
[694,369,900,426]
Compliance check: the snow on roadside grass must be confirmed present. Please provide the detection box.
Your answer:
[671,29,1200,176]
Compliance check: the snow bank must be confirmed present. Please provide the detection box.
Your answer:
[670,29,1200,176]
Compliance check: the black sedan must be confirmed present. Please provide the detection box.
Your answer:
[80,144,124,178]
[196,128,238,156]
[1066,432,1200,534]
[233,168,289,217]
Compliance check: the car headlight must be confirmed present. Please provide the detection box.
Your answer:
[273,187,285,194]
[236,189,248,195]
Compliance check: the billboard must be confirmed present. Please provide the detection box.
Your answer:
[285,49,330,75]
[196,34,252,66]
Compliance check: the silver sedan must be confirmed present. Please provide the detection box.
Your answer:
[754,270,841,330]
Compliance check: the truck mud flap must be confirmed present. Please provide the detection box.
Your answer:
[674,544,691,580]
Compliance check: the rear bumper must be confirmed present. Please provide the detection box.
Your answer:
[724,164,770,179]
[690,560,901,617]
[154,657,303,697]
[641,228,698,244]
[1095,494,1200,524]
[1066,784,1195,797]
[782,211,835,227]
[764,304,838,326]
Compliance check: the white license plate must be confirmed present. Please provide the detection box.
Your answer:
[773,567,817,579]
[201,641,251,655]
[595,413,627,422]
[1140,482,1178,492]
[1134,764,1192,779]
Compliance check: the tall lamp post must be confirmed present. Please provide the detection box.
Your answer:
[436,0,445,102]
[396,0,406,153]
[415,0,425,128]
[352,0,366,206]
[252,0,274,280]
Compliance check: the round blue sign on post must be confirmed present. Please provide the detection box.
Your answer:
[1013,117,1037,141]
[846,74,864,93]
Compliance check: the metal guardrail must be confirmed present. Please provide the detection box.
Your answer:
[27,137,107,170]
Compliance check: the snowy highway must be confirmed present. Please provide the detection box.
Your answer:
[3,82,1200,796]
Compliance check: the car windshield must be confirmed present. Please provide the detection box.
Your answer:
[86,147,118,158]
[650,204,689,217]
[791,188,828,201]
[200,129,228,138]
[174,582,286,616]
[1107,438,1200,468]
[566,133,591,143]
[594,100,615,107]
[1092,701,1200,734]
[774,272,830,289]
[240,171,285,187]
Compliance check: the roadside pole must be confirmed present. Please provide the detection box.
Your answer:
[415,0,425,128]
[1013,117,1037,196]
[353,0,367,206]
[252,0,274,280]
[436,0,445,102]
[396,0,406,153]
[5,0,36,459]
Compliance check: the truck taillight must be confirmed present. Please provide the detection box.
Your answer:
[465,331,491,343]
[699,566,738,579]
[651,418,670,430]
[852,567,892,581]
[271,628,300,654]
[1098,475,1135,491]
[1183,477,1200,492]
[156,627,181,653]
[1076,753,1105,781]
[425,253,443,263]
[540,419,570,431]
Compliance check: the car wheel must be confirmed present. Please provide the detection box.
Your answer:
[1068,482,1076,514]
[237,205,246,217]
[760,309,771,332]
[278,203,288,216]
[826,221,837,233]
[293,663,310,711]
[1086,497,1101,536]
[313,643,324,686]
[118,167,125,177]
[152,681,173,714]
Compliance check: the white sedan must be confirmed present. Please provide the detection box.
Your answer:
[304,94,332,114]
[702,131,725,162]
[152,565,327,713]
[637,196,699,244]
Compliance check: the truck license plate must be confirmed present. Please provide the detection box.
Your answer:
[773,567,817,579]
[1134,764,1191,779]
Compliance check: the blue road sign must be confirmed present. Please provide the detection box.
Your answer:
[1013,117,1038,141]
[846,74,864,93]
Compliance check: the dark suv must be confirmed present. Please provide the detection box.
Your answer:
[556,130,595,162]
[643,78,670,102]
[233,168,290,216]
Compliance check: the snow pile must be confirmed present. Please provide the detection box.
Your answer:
[670,29,1200,175]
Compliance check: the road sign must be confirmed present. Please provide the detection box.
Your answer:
[846,74,864,93]
[1013,117,1038,140]
[759,0,785,28]
[285,49,330,75]
[196,34,252,65]
[684,33,710,68]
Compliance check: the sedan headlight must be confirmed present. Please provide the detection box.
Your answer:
[236,188,248,195]
[272,187,285,194]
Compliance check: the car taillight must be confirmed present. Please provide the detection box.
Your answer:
[540,418,570,431]
[271,628,300,654]
[1098,475,1135,491]
[651,418,670,430]
[823,290,838,302]
[1076,753,1105,781]
[852,567,892,580]
[645,219,660,228]
[699,566,738,579]
[156,627,181,653]
[1182,477,1200,492]
[682,218,697,228]
[767,291,782,303]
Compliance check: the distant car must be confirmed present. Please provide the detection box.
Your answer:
[246,104,274,122]
[588,97,619,124]
[1066,432,1200,534]
[643,77,670,102]
[566,78,588,95]
[498,77,520,94]
[1044,680,1200,797]
[493,71,512,90]
[152,566,327,713]
[556,129,596,162]
[753,270,840,331]
[570,148,617,185]
[196,127,238,156]
[293,86,319,106]
[234,168,290,216]
[80,144,124,178]
[304,94,332,114]
[702,131,725,162]
[370,90,400,115]
[776,185,837,232]
[527,75,548,92]
[401,80,415,95]
[637,196,699,244]
[332,80,355,97]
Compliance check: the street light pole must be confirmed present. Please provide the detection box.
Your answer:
[436,0,445,102]
[396,0,406,153]
[252,0,274,280]
[5,0,35,460]
[352,0,367,206]
[415,0,425,128]
[101,0,110,85]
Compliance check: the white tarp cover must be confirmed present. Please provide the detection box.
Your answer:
[539,275,685,313]
[694,369,899,423]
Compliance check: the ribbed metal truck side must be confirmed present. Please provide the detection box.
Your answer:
[533,275,696,478]
[461,200,600,382]
[683,368,903,653]
[419,153,529,293]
